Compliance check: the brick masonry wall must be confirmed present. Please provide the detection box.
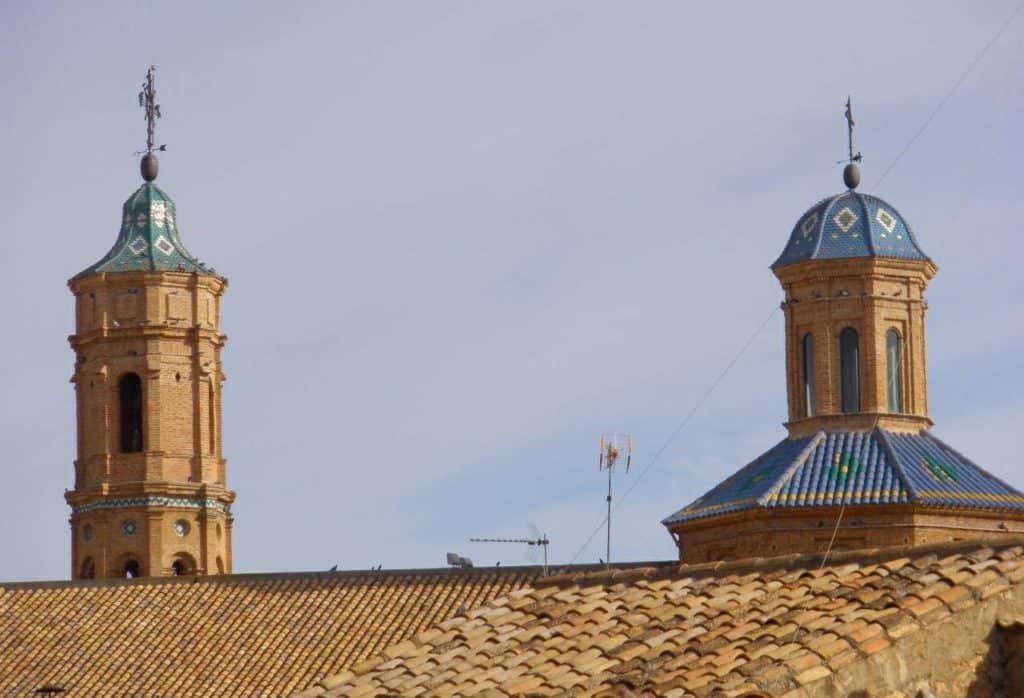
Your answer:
[67,271,234,579]
[774,257,936,436]
[673,507,1024,564]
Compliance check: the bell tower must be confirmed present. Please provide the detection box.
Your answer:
[772,100,936,437]
[662,100,1024,562]
[66,67,234,580]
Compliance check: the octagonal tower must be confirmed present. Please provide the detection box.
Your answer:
[663,151,1024,563]
[65,68,234,579]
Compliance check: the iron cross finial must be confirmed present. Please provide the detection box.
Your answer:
[138,65,163,155]
[844,96,862,165]
[841,96,863,190]
[137,66,165,182]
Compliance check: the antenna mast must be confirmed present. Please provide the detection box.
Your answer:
[469,534,550,575]
[599,434,632,569]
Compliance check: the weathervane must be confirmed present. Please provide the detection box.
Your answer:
[842,96,861,190]
[137,65,166,182]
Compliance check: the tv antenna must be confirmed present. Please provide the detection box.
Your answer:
[599,434,632,569]
[471,525,550,575]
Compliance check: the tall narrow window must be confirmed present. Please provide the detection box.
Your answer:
[801,333,815,417]
[208,382,216,454]
[840,328,860,413]
[119,373,143,453]
[886,329,903,413]
[80,557,96,579]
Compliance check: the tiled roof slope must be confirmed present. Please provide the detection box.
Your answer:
[773,191,929,268]
[662,429,1024,525]
[0,566,545,697]
[75,182,218,278]
[300,540,1024,697]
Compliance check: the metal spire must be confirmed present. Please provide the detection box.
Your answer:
[137,65,165,182]
[842,96,862,189]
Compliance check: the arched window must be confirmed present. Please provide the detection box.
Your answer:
[124,559,141,578]
[171,554,196,576]
[801,333,815,417]
[886,329,903,413]
[839,328,860,413]
[119,373,143,453]
[80,557,96,579]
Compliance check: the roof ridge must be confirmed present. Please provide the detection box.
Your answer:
[0,560,666,591]
[875,427,918,500]
[924,431,1024,498]
[526,537,1024,591]
[810,191,845,260]
[859,191,878,257]
[680,536,1024,578]
[757,430,824,506]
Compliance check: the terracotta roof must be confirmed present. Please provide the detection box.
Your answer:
[0,565,548,696]
[299,539,1024,697]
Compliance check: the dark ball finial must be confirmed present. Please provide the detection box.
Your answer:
[141,153,159,182]
[843,163,860,190]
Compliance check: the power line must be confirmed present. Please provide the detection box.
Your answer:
[568,3,1023,566]
[872,1,1024,191]
[568,305,779,564]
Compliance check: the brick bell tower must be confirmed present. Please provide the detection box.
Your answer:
[66,67,234,580]
[662,101,1024,562]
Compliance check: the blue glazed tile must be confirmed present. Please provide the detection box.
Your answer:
[772,191,929,269]
[662,429,1024,525]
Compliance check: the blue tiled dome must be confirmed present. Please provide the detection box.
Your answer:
[773,191,929,269]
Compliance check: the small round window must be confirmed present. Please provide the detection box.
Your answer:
[173,520,190,537]
[122,520,137,536]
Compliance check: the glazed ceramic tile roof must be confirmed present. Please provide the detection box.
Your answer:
[662,429,1024,525]
[773,191,929,268]
[75,182,217,278]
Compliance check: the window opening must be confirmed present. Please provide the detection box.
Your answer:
[124,559,141,578]
[171,554,196,576]
[886,329,903,412]
[801,333,815,417]
[80,557,96,579]
[119,373,143,453]
[840,328,861,413]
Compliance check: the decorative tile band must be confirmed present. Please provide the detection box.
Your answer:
[72,496,230,516]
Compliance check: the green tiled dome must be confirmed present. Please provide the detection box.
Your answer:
[75,183,217,278]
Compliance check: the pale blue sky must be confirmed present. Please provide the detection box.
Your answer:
[1,2,1022,581]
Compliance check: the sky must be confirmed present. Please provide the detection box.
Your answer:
[1,2,1022,582]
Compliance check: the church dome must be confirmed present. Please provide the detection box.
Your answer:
[772,190,929,269]
[75,182,217,278]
